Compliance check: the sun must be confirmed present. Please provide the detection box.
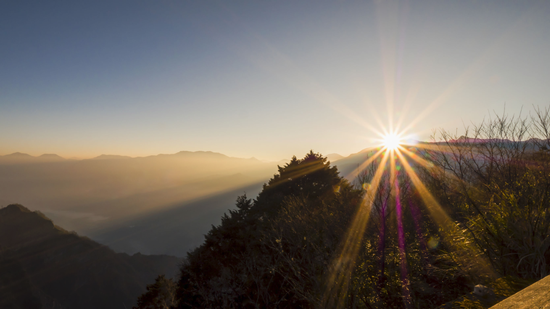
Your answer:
[383,134,401,150]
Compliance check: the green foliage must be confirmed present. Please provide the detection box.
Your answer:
[462,165,550,279]
[427,109,550,281]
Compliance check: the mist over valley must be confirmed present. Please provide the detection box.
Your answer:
[0,151,282,256]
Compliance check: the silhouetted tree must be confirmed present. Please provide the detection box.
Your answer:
[174,151,358,308]
[134,275,177,309]
[169,146,504,308]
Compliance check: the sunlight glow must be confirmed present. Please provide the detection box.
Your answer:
[325,125,497,307]
[323,151,389,308]
[382,133,401,150]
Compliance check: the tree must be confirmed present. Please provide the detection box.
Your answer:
[425,107,550,280]
[134,275,177,309]
[174,151,358,308]
[252,150,342,216]
[170,145,514,308]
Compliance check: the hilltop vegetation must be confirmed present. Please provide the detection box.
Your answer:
[1,110,547,308]
[163,151,475,308]
[135,108,550,308]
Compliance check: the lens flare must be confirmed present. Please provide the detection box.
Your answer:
[382,133,401,150]
[324,127,496,308]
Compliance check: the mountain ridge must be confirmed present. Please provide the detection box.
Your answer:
[0,150,268,163]
[0,149,280,256]
[0,204,181,309]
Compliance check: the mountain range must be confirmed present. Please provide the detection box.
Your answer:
[0,151,280,256]
[0,144,500,256]
[0,147,434,256]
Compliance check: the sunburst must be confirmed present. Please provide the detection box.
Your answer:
[323,126,495,308]
[382,133,402,150]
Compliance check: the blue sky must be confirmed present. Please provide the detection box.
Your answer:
[1,0,549,160]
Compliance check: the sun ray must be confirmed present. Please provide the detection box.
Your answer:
[397,146,435,169]
[323,151,390,308]
[390,148,397,182]
[364,100,394,138]
[394,150,496,278]
[395,149,455,230]
[395,178,412,308]
[394,84,421,135]
[344,147,385,181]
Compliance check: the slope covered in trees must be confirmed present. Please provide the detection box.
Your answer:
[0,204,180,309]
[137,108,550,308]
[142,151,470,308]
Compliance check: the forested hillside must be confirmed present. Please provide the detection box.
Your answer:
[137,110,550,308]
[0,204,180,309]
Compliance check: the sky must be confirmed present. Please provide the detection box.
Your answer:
[1,0,549,161]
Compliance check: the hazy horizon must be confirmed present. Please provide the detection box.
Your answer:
[0,149,285,255]
[2,1,549,161]
[0,149,281,161]
[0,148,343,162]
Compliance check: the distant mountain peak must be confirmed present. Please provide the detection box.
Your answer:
[91,154,132,160]
[0,152,68,164]
[174,150,228,158]
[5,152,33,157]
[176,150,221,155]
[3,203,33,213]
[39,153,63,158]
[1,204,55,224]
[449,136,512,143]
[0,204,58,246]
[326,153,344,162]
